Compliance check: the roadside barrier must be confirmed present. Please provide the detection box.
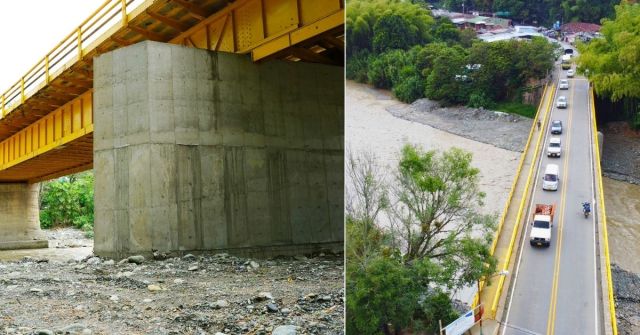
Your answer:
[590,87,618,335]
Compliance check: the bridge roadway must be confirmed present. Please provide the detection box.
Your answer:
[501,72,604,334]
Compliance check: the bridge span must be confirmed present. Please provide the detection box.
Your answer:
[472,67,618,335]
[0,0,345,258]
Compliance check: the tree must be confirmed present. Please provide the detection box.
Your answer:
[346,151,389,269]
[388,145,497,288]
[578,2,640,101]
[40,171,95,236]
[347,0,434,55]
[424,45,470,104]
[346,146,498,334]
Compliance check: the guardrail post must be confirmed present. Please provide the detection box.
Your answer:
[121,0,128,26]
[45,55,50,84]
[77,27,83,60]
[20,78,25,103]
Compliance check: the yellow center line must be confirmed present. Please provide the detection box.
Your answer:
[546,81,576,335]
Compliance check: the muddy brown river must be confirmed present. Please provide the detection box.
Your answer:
[603,177,640,273]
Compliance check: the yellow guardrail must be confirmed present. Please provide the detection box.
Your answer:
[489,83,556,317]
[472,83,549,308]
[0,0,136,118]
[590,87,618,335]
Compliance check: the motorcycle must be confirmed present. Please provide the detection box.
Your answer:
[582,202,591,218]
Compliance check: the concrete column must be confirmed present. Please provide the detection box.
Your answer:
[0,183,48,250]
[93,41,343,259]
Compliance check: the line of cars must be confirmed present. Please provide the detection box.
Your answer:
[530,62,574,247]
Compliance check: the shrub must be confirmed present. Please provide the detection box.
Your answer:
[39,171,94,236]
[468,92,495,109]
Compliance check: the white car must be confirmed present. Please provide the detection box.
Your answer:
[547,137,561,157]
[559,79,569,90]
[567,69,575,77]
[557,96,567,108]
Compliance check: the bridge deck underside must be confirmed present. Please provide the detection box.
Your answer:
[0,133,92,183]
[0,0,343,183]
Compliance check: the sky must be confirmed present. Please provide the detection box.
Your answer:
[0,0,105,93]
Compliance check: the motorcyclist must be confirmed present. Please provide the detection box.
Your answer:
[582,202,591,216]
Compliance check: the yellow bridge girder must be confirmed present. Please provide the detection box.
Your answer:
[0,0,344,183]
[170,0,344,62]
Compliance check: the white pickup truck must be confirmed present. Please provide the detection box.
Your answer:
[530,204,556,247]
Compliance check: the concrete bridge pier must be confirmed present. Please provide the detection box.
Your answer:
[0,183,48,250]
[93,41,343,259]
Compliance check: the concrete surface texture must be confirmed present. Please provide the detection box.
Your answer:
[0,183,48,250]
[93,41,343,259]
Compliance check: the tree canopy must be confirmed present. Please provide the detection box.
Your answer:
[577,2,640,101]
[346,0,556,109]
[346,147,497,334]
[440,0,619,25]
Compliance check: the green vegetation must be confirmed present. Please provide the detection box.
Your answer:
[494,101,538,118]
[346,146,497,334]
[577,2,640,129]
[439,0,619,25]
[39,171,94,237]
[347,0,555,115]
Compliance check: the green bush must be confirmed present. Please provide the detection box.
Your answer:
[346,50,371,82]
[39,171,94,236]
[468,92,495,109]
[393,65,425,103]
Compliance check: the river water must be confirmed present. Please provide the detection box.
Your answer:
[603,177,640,273]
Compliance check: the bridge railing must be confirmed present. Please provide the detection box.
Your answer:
[0,0,143,119]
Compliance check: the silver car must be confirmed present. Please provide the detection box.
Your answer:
[557,96,567,109]
[559,79,569,90]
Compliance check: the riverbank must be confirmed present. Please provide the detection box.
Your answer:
[601,121,640,185]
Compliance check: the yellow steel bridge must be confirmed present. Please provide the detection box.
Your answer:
[0,0,344,183]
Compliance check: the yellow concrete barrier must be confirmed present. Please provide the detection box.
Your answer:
[490,83,555,317]
[590,87,618,335]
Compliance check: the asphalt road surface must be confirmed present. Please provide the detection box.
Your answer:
[501,66,603,335]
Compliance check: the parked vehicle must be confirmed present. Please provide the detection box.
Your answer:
[530,204,556,247]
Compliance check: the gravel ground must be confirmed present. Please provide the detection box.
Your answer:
[44,227,93,248]
[0,248,343,335]
[387,99,532,152]
[612,264,640,335]
[601,122,640,185]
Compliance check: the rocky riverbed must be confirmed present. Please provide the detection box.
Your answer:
[0,250,344,334]
[388,98,532,152]
[601,122,640,185]
[612,264,640,335]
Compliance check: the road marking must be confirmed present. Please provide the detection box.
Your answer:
[546,79,576,335]
[501,85,555,334]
